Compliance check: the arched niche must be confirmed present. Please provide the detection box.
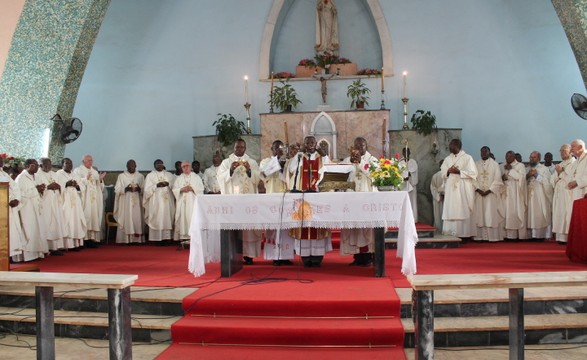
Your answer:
[310,111,337,159]
[259,0,393,80]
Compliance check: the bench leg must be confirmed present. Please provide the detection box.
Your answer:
[414,289,434,360]
[509,288,524,360]
[108,287,132,360]
[374,227,385,277]
[36,286,55,360]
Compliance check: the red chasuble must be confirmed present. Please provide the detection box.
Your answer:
[300,155,322,192]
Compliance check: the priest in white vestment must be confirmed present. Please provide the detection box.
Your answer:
[113,159,145,244]
[430,161,444,232]
[259,140,295,265]
[173,161,204,242]
[500,151,528,240]
[217,139,261,264]
[73,155,106,246]
[568,139,587,200]
[340,137,378,266]
[525,151,553,240]
[37,158,66,254]
[203,154,222,194]
[15,159,48,261]
[56,158,86,250]
[0,159,26,261]
[287,136,332,267]
[143,159,175,242]
[399,147,419,222]
[543,152,556,175]
[473,146,504,241]
[551,144,575,243]
[441,139,478,238]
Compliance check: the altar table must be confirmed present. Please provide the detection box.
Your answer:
[188,191,418,277]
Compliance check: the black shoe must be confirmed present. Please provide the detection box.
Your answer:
[50,250,65,256]
[557,241,567,245]
[273,260,281,266]
[69,247,80,252]
[311,256,323,267]
[302,257,312,267]
[281,260,293,265]
[243,256,254,265]
[84,241,98,248]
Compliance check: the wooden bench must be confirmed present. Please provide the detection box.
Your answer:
[0,271,138,360]
[407,271,587,360]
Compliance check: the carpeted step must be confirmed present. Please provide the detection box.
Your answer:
[156,343,407,360]
[171,315,404,346]
[183,296,399,318]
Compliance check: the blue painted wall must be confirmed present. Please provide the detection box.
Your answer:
[64,0,584,169]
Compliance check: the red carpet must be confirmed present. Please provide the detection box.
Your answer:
[30,240,586,289]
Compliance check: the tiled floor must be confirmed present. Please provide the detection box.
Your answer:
[1,335,586,360]
[0,334,169,360]
[404,345,587,359]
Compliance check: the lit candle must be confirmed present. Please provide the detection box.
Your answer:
[244,75,249,104]
[284,121,289,144]
[402,71,408,98]
[381,68,385,91]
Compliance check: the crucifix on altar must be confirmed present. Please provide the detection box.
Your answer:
[313,67,339,107]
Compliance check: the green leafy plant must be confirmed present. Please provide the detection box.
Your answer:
[346,79,371,109]
[269,80,302,112]
[410,110,437,135]
[213,113,248,146]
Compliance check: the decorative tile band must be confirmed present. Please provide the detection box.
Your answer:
[0,0,111,162]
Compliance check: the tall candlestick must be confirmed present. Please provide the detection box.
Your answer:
[270,72,274,94]
[244,75,249,104]
[284,121,289,144]
[381,67,385,91]
[402,71,408,99]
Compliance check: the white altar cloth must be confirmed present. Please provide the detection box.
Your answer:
[188,191,418,276]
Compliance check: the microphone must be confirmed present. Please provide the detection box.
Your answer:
[290,153,302,193]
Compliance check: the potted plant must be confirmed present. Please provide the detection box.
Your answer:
[346,79,371,109]
[269,80,302,112]
[212,113,248,147]
[410,110,437,135]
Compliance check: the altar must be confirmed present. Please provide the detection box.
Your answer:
[188,191,418,278]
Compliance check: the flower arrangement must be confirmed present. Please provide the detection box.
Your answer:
[314,51,340,68]
[365,155,406,188]
[337,57,351,64]
[0,153,25,170]
[274,72,296,79]
[298,58,317,67]
[357,68,382,77]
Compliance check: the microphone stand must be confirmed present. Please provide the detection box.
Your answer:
[290,153,302,193]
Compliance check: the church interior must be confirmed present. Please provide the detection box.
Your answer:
[1,1,587,359]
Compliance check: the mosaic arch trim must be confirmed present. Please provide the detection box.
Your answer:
[0,0,111,162]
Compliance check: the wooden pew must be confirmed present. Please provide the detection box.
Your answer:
[407,271,587,360]
[0,271,137,360]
